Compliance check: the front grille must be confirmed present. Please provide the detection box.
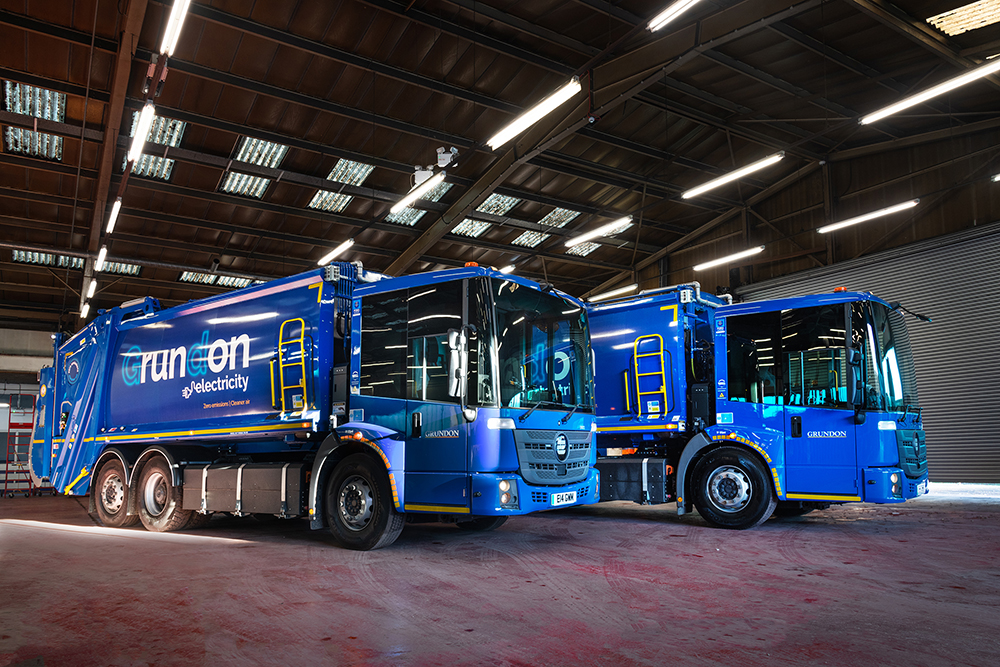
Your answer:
[512,428,592,485]
[896,429,928,479]
[532,491,548,503]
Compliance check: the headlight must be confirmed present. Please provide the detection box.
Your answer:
[890,473,899,484]
[499,480,510,492]
[892,484,901,495]
[500,492,511,504]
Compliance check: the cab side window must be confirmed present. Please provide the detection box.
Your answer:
[726,312,783,404]
[782,305,850,409]
[360,289,407,398]
[407,282,463,403]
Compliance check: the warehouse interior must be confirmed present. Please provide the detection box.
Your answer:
[1,0,999,665]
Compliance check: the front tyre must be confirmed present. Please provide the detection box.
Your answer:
[325,454,404,551]
[692,446,776,529]
[137,457,192,532]
[93,460,139,528]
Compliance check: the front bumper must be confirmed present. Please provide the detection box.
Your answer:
[469,468,601,515]
[863,467,929,503]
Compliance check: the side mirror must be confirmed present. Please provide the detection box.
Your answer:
[447,329,467,399]
[846,347,862,366]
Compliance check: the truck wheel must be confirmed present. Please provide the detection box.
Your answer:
[456,516,507,531]
[136,457,192,532]
[184,512,213,529]
[325,454,404,550]
[93,460,139,528]
[692,446,776,529]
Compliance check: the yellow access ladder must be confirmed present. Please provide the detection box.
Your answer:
[632,334,668,417]
[271,318,309,413]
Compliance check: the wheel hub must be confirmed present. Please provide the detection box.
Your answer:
[339,476,374,531]
[143,471,169,517]
[706,465,752,513]
[101,473,125,514]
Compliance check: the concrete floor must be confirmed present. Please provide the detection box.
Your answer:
[1,488,998,667]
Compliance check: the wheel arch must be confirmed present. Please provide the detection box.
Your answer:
[677,434,778,516]
[308,426,399,530]
[87,448,133,514]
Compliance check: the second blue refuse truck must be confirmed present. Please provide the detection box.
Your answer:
[588,284,930,529]
[29,262,600,549]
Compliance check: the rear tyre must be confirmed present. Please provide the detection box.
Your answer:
[325,453,404,551]
[137,457,192,532]
[456,516,508,532]
[93,460,139,528]
[692,446,776,529]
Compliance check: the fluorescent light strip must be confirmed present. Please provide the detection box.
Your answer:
[648,0,704,31]
[817,200,919,234]
[95,246,108,272]
[860,58,1000,125]
[693,246,764,271]
[318,238,355,266]
[993,173,1000,182]
[160,0,193,56]
[498,265,515,274]
[106,198,122,234]
[128,103,156,163]
[86,280,96,299]
[682,153,784,199]
[80,303,90,320]
[566,216,633,248]
[487,77,582,150]
[390,172,446,214]
[588,284,638,302]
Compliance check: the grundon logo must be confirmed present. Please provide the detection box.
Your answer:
[121,331,252,399]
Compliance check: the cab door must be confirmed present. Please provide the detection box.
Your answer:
[781,306,859,498]
[403,283,469,510]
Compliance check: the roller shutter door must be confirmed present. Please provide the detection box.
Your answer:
[737,222,1000,482]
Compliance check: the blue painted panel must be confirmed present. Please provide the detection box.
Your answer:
[784,405,858,495]
[403,472,468,508]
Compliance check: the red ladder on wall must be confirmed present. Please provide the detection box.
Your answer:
[3,394,40,497]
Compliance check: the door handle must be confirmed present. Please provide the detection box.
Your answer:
[790,415,802,438]
[412,411,422,438]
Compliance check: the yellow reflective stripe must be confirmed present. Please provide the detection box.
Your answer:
[93,422,310,441]
[785,493,862,502]
[598,424,678,432]
[404,504,471,514]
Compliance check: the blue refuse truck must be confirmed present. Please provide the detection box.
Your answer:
[29,262,600,549]
[588,284,929,529]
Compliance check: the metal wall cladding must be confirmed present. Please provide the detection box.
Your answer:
[737,222,1000,483]
[514,429,592,485]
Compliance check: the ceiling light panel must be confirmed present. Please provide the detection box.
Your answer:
[451,219,494,237]
[565,241,601,256]
[453,194,522,238]
[385,182,453,226]
[124,111,187,180]
[3,82,66,160]
[511,207,581,248]
[309,159,375,213]
[927,0,1000,35]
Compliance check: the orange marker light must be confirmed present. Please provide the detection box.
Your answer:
[834,287,847,292]
[465,262,479,267]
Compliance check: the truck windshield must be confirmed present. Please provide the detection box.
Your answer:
[865,302,919,411]
[492,278,593,410]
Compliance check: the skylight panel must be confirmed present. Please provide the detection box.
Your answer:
[511,207,581,248]
[565,241,601,256]
[220,172,271,199]
[124,111,186,180]
[11,250,83,268]
[385,182,453,226]
[451,219,493,237]
[235,137,288,168]
[309,159,376,213]
[564,218,633,257]
[215,275,253,288]
[179,271,217,285]
[3,82,66,160]
[451,194,522,238]
[927,0,1000,36]
[99,261,141,276]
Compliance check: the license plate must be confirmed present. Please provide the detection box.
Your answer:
[917,479,928,495]
[551,491,576,507]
